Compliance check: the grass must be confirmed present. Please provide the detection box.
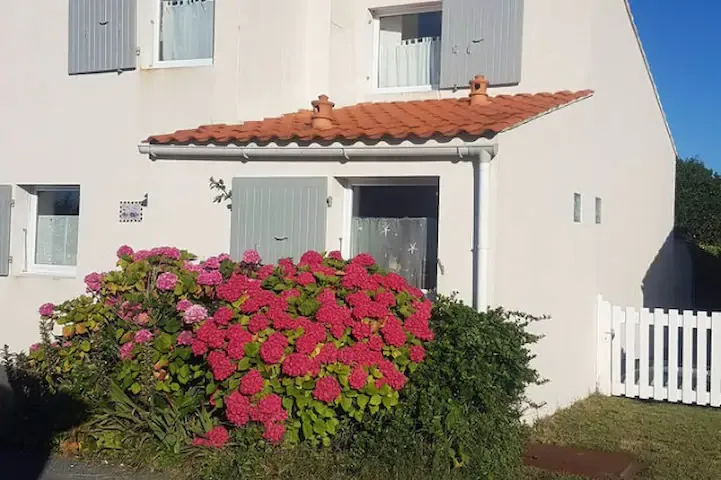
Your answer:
[523,394,721,479]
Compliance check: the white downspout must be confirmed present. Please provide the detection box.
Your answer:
[474,148,494,312]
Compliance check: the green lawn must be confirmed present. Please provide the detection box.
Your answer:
[523,394,721,479]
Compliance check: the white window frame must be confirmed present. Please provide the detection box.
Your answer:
[370,2,442,94]
[152,0,215,69]
[25,186,80,277]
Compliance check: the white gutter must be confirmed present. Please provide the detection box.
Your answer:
[137,142,496,161]
[138,141,497,312]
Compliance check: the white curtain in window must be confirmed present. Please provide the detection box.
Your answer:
[160,0,215,62]
[35,216,79,266]
[379,37,441,88]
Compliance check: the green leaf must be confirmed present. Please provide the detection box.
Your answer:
[313,419,327,435]
[129,382,142,395]
[283,396,294,413]
[296,395,308,409]
[163,318,182,334]
[155,333,173,353]
[382,395,398,409]
[237,357,251,371]
[80,340,91,352]
[206,382,217,395]
[366,382,379,395]
[369,404,380,414]
[244,342,260,357]
[369,394,382,406]
[298,298,320,317]
[327,417,339,435]
[302,416,313,439]
[357,394,369,410]
[322,436,331,447]
[340,395,352,412]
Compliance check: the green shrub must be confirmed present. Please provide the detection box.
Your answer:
[341,295,542,478]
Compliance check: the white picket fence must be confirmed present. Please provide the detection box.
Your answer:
[597,295,721,406]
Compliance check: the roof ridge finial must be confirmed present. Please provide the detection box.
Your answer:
[469,75,490,106]
[311,94,335,130]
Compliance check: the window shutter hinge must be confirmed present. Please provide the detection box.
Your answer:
[8,256,12,264]
[9,199,14,207]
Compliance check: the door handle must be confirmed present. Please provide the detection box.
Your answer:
[273,236,288,241]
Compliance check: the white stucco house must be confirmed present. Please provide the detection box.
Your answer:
[0,0,678,415]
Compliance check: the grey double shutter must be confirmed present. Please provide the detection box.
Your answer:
[68,0,137,75]
[0,185,12,277]
[440,0,524,89]
[230,178,328,264]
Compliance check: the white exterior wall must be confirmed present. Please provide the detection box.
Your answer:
[490,1,677,417]
[0,0,677,426]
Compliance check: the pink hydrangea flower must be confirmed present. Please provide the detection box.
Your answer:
[177,330,194,346]
[202,257,221,270]
[242,249,261,264]
[409,345,426,363]
[176,299,192,312]
[29,343,40,353]
[134,329,153,344]
[184,261,203,273]
[239,370,265,396]
[135,312,151,326]
[156,272,178,291]
[38,303,55,317]
[184,304,208,324]
[197,270,223,286]
[262,423,286,445]
[84,272,103,293]
[192,425,229,448]
[117,245,134,258]
[327,250,343,260]
[120,342,135,360]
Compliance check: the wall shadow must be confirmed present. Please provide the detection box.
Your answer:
[641,230,695,311]
[0,364,88,480]
[643,229,721,312]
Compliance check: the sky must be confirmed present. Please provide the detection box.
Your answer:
[630,1,721,170]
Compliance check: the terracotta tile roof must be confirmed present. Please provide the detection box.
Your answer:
[145,90,593,146]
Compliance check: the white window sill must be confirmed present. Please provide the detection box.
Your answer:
[145,58,214,70]
[374,85,436,95]
[16,267,78,279]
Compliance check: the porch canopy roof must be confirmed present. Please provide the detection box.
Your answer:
[138,76,592,159]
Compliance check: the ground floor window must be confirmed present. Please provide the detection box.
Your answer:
[24,185,80,275]
[348,179,439,290]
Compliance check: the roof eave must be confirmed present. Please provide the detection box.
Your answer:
[137,137,500,162]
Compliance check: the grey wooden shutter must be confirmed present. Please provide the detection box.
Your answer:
[68,0,137,75]
[0,185,12,277]
[440,0,524,88]
[230,178,328,264]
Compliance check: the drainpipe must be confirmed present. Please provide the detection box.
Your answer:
[473,148,494,312]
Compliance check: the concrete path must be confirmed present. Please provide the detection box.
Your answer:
[0,450,166,480]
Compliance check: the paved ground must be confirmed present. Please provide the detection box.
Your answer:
[0,450,166,480]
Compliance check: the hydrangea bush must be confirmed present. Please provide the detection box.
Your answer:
[30,245,433,449]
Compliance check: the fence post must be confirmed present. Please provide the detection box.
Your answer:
[596,294,613,395]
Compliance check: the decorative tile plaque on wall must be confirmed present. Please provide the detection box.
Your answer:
[119,201,143,223]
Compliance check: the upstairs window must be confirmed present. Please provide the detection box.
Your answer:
[371,0,524,92]
[157,0,215,65]
[374,6,442,90]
